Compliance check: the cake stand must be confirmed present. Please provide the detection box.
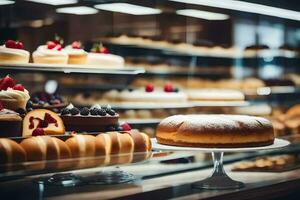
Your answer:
[152,138,290,190]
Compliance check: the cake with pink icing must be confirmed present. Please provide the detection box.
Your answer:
[0,40,30,64]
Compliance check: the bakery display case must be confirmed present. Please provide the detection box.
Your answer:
[1,0,300,199]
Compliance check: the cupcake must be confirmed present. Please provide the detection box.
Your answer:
[32,36,68,64]
[0,75,30,111]
[87,43,124,68]
[0,40,30,64]
[64,41,88,65]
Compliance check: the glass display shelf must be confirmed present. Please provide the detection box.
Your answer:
[0,63,145,75]
[103,40,299,59]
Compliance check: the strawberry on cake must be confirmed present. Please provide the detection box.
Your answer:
[64,41,88,65]
[102,83,187,104]
[33,35,68,64]
[0,75,30,111]
[86,43,124,68]
[0,40,30,64]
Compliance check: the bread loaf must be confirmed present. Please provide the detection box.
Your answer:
[20,136,71,170]
[0,138,26,164]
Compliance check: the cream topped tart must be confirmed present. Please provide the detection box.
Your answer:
[0,40,30,64]
[0,75,30,111]
[32,35,68,64]
[86,43,124,68]
[64,41,88,64]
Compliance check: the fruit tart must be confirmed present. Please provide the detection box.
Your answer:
[60,104,119,132]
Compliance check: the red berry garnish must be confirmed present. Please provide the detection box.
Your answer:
[47,41,56,49]
[164,83,173,92]
[5,40,23,49]
[101,47,109,54]
[71,41,81,49]
[55,44,62,51]
[13,84,25,91]
[15,41,24,49]
[145,83,154,92]
[0,101,3,111]
[44,112,57,124]
[0,75,16,90]
[121,122,131,131]
[32,128,45,136]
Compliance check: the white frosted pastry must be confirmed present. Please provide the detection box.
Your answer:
[0,88,30,110]
[187,89,245,101]
[64,44,88,65]
[118,89,187,103]
[33,45,68,64]
[86,53,124,68]
[0,45,30,64]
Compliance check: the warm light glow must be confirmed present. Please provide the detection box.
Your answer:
[26,0,77,6]
[56,6,98,15]
[176,9,229,20]
[94,3,161,15]
[0,0,14,5]
[170,0,300,21]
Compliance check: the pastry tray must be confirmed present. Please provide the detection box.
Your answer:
[103,40,299,59]
[232,154,300,173]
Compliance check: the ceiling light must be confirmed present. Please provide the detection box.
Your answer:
[94,3,161,15]
[170,0,300,21]
[26,0,77,6]
[176,9,229,20]
[0,0,14,5]
[56,6,98,15]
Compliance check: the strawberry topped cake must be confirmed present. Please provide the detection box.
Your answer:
[64,41,88,64]
[0,75,30,111]
[0,40,30,64]
[32,35,68,64]
[102,83,187,104]
[87,43,124,68]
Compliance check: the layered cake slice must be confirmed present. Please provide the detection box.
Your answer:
[23,109,65,137]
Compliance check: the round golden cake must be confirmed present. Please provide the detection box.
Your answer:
[156,115,274,148]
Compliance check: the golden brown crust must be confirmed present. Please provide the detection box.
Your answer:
[95,134,111,156]
[65,135,96,158]
[0,138,26,164]
[108,132,121,155]
[156,115,274,148]
[125,131,147,152]
[157,137,274,148]
[20,136,70,161]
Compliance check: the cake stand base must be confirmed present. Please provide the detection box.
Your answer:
[192,152,244,190]
[152,138,289,190]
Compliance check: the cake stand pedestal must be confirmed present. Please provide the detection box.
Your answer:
[152,138,289,190]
